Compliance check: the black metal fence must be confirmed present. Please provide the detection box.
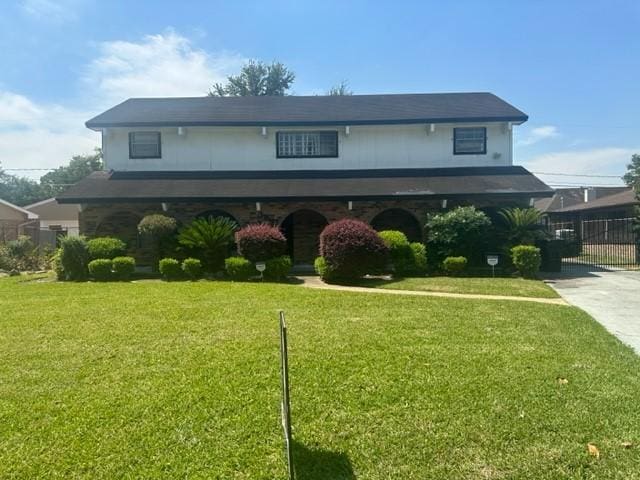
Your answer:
[549,217,639,270]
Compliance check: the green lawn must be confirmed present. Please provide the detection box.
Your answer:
[352,276,560,298]
[1,275,639,479]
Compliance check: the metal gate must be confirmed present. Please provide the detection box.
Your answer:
[549,217,639,271]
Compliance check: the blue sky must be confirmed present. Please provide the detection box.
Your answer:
[1,0,638,186]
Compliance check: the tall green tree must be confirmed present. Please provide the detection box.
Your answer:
[622,153,640,235]
[40,149,103,197]
[209,60,295,97]
[0,149,102,206]
[327,80,353,96]
[623,153,640,191]
[0,168,44,206]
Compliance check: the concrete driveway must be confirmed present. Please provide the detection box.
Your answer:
[548,270,640,353]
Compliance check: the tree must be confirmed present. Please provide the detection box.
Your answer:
[498,207,549,246]
[0,168,45,206]
[0,149,103,206]
[623,154,640,190]
[40,149,103,197]
[327,80,353,96]
[622,153,640,235]
[209,60,295,97]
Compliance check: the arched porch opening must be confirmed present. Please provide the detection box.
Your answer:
[370,208,423,242]
[280,209,328,264]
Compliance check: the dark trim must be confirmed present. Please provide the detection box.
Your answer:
[57,190,554,204]
[87,115,528,130]
[110,166,532,181]
[453,127,487,155]
[275,131,339,159]
[128,131,162,159]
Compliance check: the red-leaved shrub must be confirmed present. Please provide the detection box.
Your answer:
[319,219,389,280]
[235,223,287,262]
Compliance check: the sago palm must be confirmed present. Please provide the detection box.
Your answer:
[498,207,549,246]
[178,217,238,272]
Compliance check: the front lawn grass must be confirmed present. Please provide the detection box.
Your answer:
[352,275,560,298]
[0,276,638,478]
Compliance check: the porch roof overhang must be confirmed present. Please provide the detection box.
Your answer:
[56,166,553,204]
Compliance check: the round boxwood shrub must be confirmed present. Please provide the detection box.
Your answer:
[264,255,292,281]
[88,258,113,281]
[87,236,126,260]
[59,236,89,281]
[378,230,415,276]
[159,257,182,281]
[138,214,178,269]
[442,256,468,276]
[510,245,541,279]
[235,223,286,262]
[50,248,64,280]
[225,256,254,281]
[112,256,136,280]
[319,219,389,281]
[181,257,203,280]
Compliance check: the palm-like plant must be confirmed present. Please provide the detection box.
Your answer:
[498,207,549,246]
[178,217,238,272]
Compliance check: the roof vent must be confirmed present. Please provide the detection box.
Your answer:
[584,187,597,203]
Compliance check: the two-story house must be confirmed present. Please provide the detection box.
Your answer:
[57,92,552,264]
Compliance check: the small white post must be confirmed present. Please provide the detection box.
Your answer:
[161,202,169,212]
[441,199,448,209]
[256,202,261,212]
[345,125,350,136]
[261,127,267,137]
[348,200,353,211]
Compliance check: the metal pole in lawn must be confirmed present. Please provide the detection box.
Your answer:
[279,310,294,479]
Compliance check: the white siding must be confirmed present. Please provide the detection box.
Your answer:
[103,123,513,172]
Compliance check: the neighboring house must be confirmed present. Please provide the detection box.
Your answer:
[0,198,39,243]
[534,186,630,219]
[24,198,80,237]
[57,92,552,264]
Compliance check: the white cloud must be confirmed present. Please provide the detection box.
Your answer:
[522,147,637,187]
[516,125,560,146]
[0,30,244,177]
[84,30,244,106]
[20,0,82,24]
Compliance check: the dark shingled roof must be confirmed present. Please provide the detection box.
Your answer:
[85,93,528,129]
[57,166,551,203]
[553,188,638,213]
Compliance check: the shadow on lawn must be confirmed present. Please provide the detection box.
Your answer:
[292,440,355,479]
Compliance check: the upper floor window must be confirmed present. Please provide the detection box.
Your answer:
[453,127,486,155]
[276,131,338,158]
[129,131,161,159]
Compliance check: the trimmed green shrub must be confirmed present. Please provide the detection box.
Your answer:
[112,256,135,280]
[378,230,414,275]
[410,242,428,275]
[181,257,203,280]
[314,256,337,282]
[159,257,182,281]
[225,256,254,281]
[138,214,178,269]
[442,256,468,275]
[426,207,491,269]
[0,244,16,272]
[235,223,286,262]
[319,219,388,281]
[87,237,126,260]
[178,217,237,272]
[264,255,292,281]
[59,236,89,281]
[88,259,113,281]
[6,235,34,258]
[511,245,541,279]
[50,249,64,280]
